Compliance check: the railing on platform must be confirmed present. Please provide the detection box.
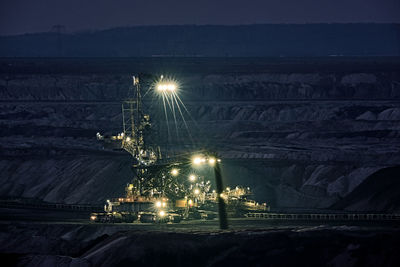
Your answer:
[0,200,103,212]
[245,213,400,221]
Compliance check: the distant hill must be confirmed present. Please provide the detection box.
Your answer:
[0,24,399,57]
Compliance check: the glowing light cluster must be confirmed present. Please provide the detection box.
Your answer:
[157,83,176,92]
[155,200,167,208]
[192,156,206,165]
[192,156,220,166]
[208,158,216,165]
[189,174,196,182]
[171,168,179,176]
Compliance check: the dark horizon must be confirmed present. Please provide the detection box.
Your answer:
[1,22,400,37]
[1,0,399,35]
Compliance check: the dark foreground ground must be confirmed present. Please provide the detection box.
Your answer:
[0,208,399,267]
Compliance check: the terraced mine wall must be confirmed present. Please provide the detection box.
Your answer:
[1,58,399,211]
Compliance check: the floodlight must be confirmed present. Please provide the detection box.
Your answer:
[208,157,216,165]
[156,81,177,93]
[189,174,196,182]
[171,168,179,176]
[192,157,203,165]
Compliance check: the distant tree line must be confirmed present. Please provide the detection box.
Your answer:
[0,24,399,57]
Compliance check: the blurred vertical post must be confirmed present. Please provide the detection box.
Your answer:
[214,160,228,229]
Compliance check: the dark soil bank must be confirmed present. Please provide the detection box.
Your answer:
[0,223,399,267]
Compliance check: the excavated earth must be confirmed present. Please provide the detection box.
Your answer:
[1,58,400,266]
[1,58,400,211]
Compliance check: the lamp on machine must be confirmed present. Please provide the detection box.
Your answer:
[171,168,179,176]
[157,82,177,92]
[192,155,221,166]
[189,174,196,182]
[156,75,178,93]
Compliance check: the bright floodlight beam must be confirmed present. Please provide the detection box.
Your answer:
[192,156,219,166]
[208,157,216,166]
[192,156,203,165]
[171,168,179,176]
[192,156,207,165]
[157,82,177,93]
[189,174,196,182]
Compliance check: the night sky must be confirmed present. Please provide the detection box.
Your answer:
[0,0,399,35]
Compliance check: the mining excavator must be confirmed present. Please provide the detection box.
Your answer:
[91,75,268,223]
